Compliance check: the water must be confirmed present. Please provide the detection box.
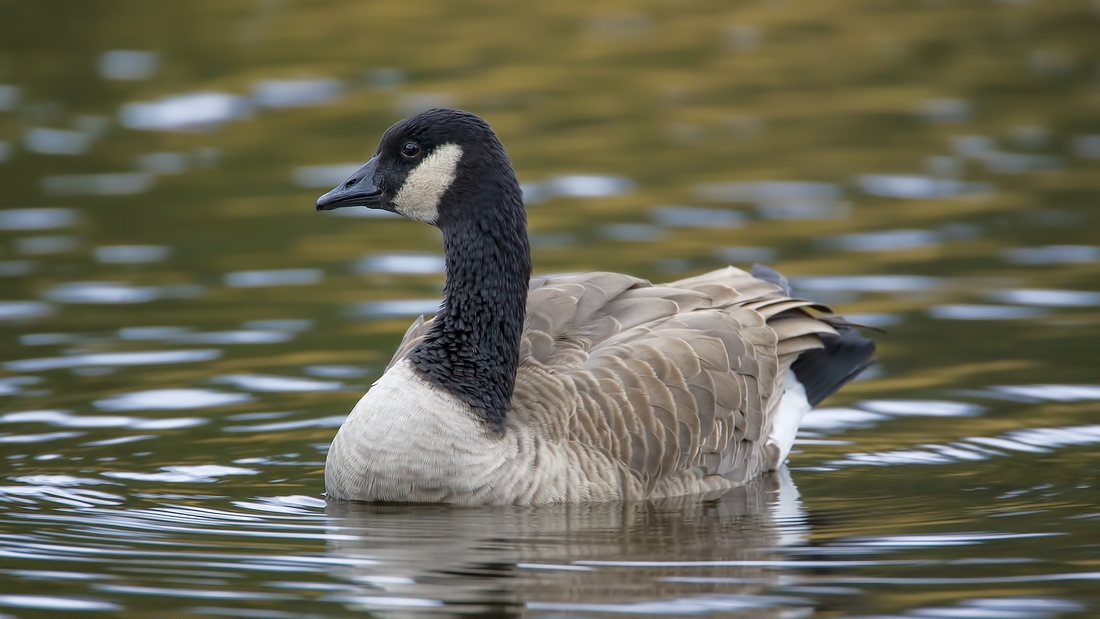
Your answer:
[2,1,1099,616]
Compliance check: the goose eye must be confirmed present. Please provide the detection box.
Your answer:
[401,142,421,159]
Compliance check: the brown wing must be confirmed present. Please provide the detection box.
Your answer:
[385,267,837,495]
[386,315,431,372]
[511,267,837,496]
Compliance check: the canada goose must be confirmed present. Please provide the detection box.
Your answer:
[317,108,875,505]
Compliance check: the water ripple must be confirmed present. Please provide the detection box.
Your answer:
[348,299,441,319]
[857,400,982,417]
[93,389,251,411]
[44,282,160,304]
[991,289,1100,307]
[212,375,344,392]
[120,91,250,131]
[0,301,53,321]
[829,424,1100,467]
[102,465,258,483]
[224,270,322,288]
[0,431,83,444]
[6,350,220,372]
[0,594,120,612]
[845,532,1060,548]
[0,208,77,230]
[0,486,123,508]
[253,78,341,108]
[224,416,345,433]
[355,253,445,275]
[858,175,991,199]
[94,245,170,264]
[526,594,806,615]
[929,305,1046,320]
[1,410,207,430]
[988,385,1100,402]
[94,584,295,600]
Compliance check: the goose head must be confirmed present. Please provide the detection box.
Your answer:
[316,109,531,432]
[316,108,522,228]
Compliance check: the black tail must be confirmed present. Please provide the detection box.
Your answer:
[751,264,877,407]
[790,326,877,407]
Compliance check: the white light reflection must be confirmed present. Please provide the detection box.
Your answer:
[525,594,806,615]
[102,465,258,483]
[224,269,322,287]
[1003,245,1100,265]
[355,254,445,275]
[212,375,344,392]
[44,283,160,305]
[94,245,170,264]
[0,594,120,612]
[991,289,1100,307]
[857,400,982,417]
[651,206,744,228]
[0,301,53,321]
[0,410,206,430]
[544,175,634,198]
[829,424,1100,468]
[929,305,1046,320]
[858,175,990,199]
[23,128,92,155]
[253,78,342,108]
[98,50,159,80]
[989,385,1100,402]
[828,229,941,252]
[0,208,77,230]
[93,389,251,411]
[793,275,940,293]
[5,350,220,372]
[349,299,442,319]
[120,92,250,131]
[292,164,361,188]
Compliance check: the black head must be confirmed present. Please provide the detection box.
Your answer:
[315,109,518,227]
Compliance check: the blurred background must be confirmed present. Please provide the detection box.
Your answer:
[1,1,1099,617]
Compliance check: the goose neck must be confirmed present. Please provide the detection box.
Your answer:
[408,193,531,430]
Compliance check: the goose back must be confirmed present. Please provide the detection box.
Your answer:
[385,265,837,500]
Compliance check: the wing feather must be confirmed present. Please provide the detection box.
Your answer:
[384,267,845,497]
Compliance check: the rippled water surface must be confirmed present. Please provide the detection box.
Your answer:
[2,1,1099,616]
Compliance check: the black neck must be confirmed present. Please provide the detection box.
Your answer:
[407,180,531,430]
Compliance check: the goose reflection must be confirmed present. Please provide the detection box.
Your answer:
[323,469,810,617]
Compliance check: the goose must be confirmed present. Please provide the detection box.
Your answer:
[316,108,875,505]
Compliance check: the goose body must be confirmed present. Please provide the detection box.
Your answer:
[317,109,875,505]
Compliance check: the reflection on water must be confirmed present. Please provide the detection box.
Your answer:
[0,462,1096,617]
[1004,245,1100,265]
[1,0,1099,616]
[356,253,446,275]
[325,472,803,615]
[929,304,1047,321]
[120,92,251,131]
[93,388,252,411]
[98,50,159,81]
[94,245,170,264]
[223,269,323,288]
[0,208,76,230]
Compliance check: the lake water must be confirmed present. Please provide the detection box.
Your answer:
[2,2,1099,617]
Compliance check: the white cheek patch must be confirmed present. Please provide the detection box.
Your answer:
[393,143,463,224]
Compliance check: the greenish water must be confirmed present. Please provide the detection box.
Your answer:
[1,1,1099,616]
